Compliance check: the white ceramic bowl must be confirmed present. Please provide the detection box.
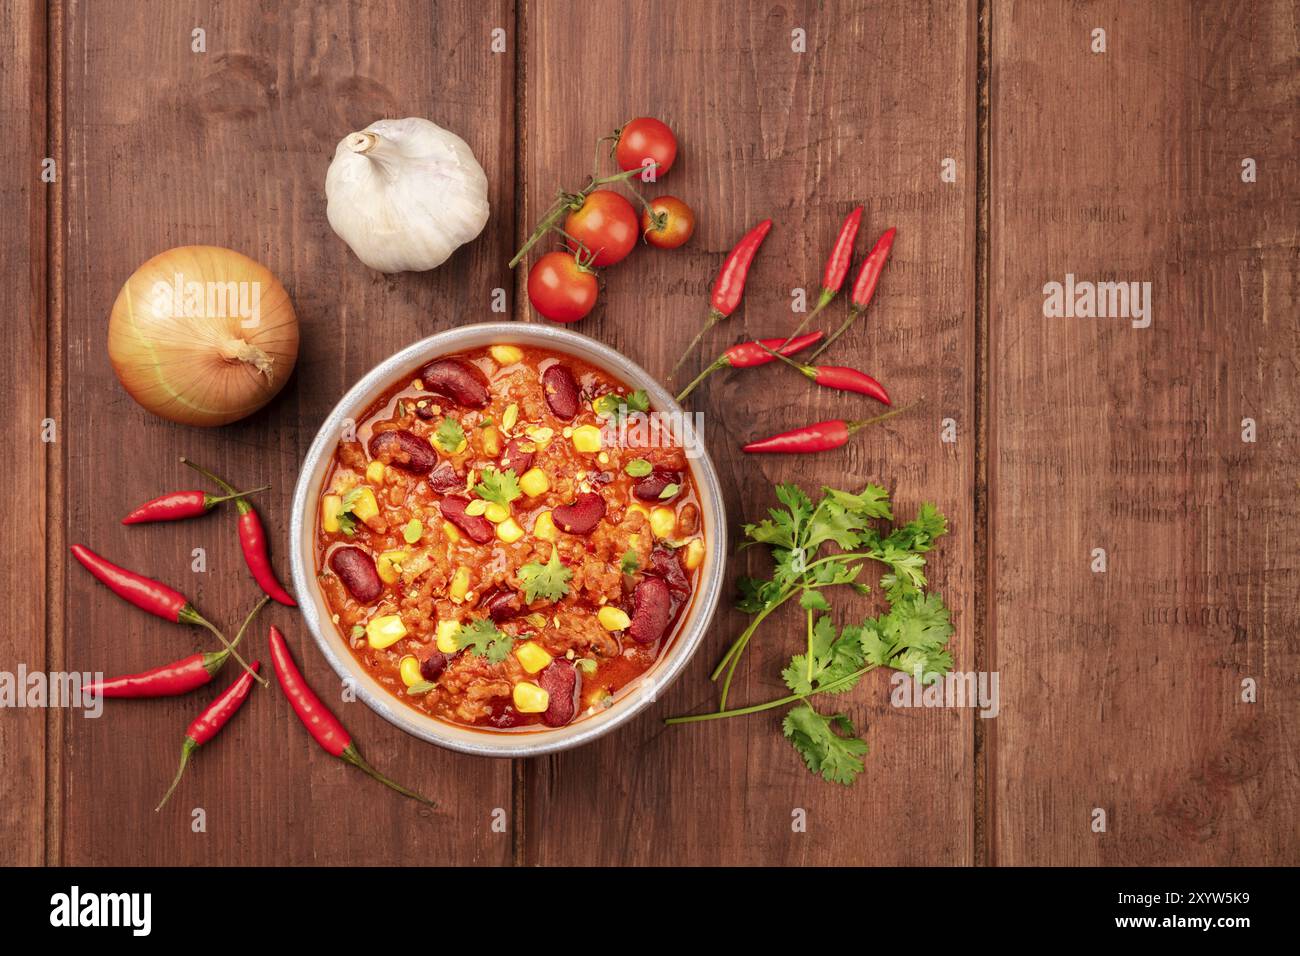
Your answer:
[289,323,727,757]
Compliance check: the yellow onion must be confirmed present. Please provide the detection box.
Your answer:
[108,245,299,426]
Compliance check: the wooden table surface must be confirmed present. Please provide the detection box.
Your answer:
[4,0,1296,866]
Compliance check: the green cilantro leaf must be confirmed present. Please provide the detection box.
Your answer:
[782,615,868,696]
[620,549,640,576]
[782,704,870,785]
[593,389,651,420]
[517,546,572,603]
[473,466,521,506]
[335,487,364,536]
[434,418,465,453]
[457,618,515,664]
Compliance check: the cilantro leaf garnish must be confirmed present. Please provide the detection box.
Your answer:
[620,548,639,575]
[593,389,651,420]
[473,466,521,506]
[335,487,364,536]
[456,618,514,664]
[434,418,465,453]
[517,546,572,603]
[782,705,870,785]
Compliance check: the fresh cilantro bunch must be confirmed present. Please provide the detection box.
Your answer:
[667,481,953,787]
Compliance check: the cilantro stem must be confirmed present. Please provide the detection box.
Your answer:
[709,588,797,681]
[665,663,882,725]
[805,608,815,684]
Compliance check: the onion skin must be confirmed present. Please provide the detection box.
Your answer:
[108,245,299,427]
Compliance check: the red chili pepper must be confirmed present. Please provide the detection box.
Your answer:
[742,401,921,454]
[181,458,296,607]
[811,226,896,360]
[759,344,891,405]
[155,660,260,811]
[122,485,270,525]
[670,218,772,375]
[268,626,433,805]
[69,544,265,685]
[675,330,824,402]
[780,206,864,349]
[86,596,268,699]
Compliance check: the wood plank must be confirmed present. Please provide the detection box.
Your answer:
[518,0,977,865]
[0,0,48,867]
[989,0,1299,864]
[58,0,516,864]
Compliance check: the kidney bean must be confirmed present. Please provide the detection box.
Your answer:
[480,587,524,622]
[329,547,382,603]
[648,546,691,596]
[633,469,680,501]
[551,492,606,535]
[628,576,673,644]
[439,496,494,544]
[428,460,463,494]
[420,358,490,409]
[499,438,535,475]
[419,650,451,682]
[541,364,580,420]
[368,429,437,474]
[538,660,578,727]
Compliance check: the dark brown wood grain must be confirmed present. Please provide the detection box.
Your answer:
[0,0,47,867]
[989,0,1300,864]
[1,0,1295,868]
[516,0,977,865]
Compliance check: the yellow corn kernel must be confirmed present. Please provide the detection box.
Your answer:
[366,615,407,649]
[526,426,554,447]
[497,517,524,544]
[571,424,603,453]
[597,606,632,631]
[436,620,462,653]
[322,494,342,533]
[533,510,558,541]
[515,641,553,674]
[465,498,489,517]
[512,681,550,714]
[376,550,410,585]
[489,344,523,365]
[481,425,501,457]
[399,655,423,687]
[351,487,380,523]
[502,403,519,432]
[442,520,461,543]
[519,467,550,498]
[649,507,676,539]
[449,566,471,602]
[365,460,386,485]
[683,537,705,571]
[484,501,511,524]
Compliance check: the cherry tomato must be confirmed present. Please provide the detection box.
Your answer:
[564,190,639,266]
[641,196,695,249]
[615,117,678,177]
[527,251,598,323]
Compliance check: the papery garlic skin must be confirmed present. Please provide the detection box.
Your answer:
[326,117,490,273]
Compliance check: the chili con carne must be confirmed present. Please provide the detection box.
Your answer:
[181,458,297,607]
[69,544,265,684]
[122,485,269,525]
[780,205,863,348]
[155,660,261,811]
[741,401,921,454]
[268,625,433,805]
[674,330,824,402]
[86,596,269,699]
[811,226,896,360]
[670,218,772,375]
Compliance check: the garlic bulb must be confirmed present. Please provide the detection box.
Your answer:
[325,117,490,273]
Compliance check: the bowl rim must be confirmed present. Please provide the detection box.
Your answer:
[288,322,727,757]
